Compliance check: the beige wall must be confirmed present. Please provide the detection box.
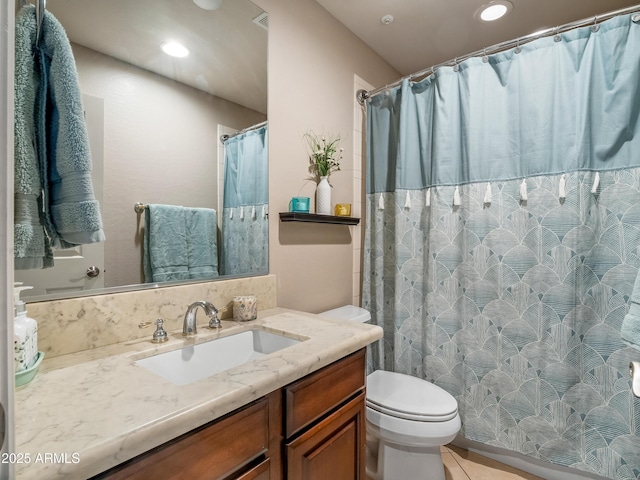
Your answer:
[254,0,399,313]
[74,45,266,287]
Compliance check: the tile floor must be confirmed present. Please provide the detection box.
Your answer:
[366,444,544,479]
[442,445,543,480]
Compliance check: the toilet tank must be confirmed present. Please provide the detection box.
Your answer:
[319,305,371,323]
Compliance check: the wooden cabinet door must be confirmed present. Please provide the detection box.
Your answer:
[286,392,366,480]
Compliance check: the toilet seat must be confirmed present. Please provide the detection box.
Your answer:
[366,370,458,422]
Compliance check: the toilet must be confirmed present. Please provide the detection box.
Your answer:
[320,306,461,480]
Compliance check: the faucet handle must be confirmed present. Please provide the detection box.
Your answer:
[208,309,221,329]
[151,318,168,343]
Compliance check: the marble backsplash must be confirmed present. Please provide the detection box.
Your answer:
[27,274,277,359]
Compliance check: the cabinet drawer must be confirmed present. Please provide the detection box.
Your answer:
[96,395,271,480]
[285,349,365,438]
[235,458,270,480]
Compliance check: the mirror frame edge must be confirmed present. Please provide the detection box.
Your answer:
[23,271,271,304]
[1,0,16,476]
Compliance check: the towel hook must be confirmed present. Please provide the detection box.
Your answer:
[36,0,46,45]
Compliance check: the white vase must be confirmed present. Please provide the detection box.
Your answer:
[316,176,331,215]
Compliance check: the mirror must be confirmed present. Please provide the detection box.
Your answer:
[14,0,268,301]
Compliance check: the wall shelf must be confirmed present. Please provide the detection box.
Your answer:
[279,212,360,225]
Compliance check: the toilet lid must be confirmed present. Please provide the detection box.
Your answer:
[366,370,458,422]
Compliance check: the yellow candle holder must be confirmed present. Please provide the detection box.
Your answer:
[334,203,351,216]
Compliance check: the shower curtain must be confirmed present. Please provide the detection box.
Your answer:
[362,14,640,480]
[221,124,268,276]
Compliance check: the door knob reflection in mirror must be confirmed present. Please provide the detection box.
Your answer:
[86,266,100,278]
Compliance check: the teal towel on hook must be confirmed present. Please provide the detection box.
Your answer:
[36,5,105,249]
[14,5,105,270]
[14,5,52,269]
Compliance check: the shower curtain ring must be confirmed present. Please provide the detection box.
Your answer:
[453,58,459,72]
[554,27,562,42]
[591,16,600,32]
[514,38,521,54]
[430,67,436,79]
[482,48,488,63]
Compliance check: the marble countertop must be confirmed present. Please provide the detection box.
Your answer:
[14,308,383,480]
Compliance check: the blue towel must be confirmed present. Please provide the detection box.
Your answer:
[144,205,189,283]
[622,273,640,351]
[144,205,219,283]
[36,7,105,249]
[14,5,105,270]
[14,6,53,269]
[185,208,219,280]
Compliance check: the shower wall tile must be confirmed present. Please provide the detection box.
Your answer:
[353,74,373,306]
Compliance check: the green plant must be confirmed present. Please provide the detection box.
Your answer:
[304,132,343,178]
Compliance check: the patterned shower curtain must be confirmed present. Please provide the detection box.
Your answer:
[362,14,640,480]
[221,124,268,276]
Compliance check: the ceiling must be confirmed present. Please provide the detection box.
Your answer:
[45,0,268,114]
[315,0,640,76]
[40,1,640,112]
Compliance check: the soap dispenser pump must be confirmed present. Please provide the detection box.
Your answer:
[14,285,38,372]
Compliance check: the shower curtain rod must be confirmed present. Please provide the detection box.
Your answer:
[220,120,268,143]
[357,4,640,105]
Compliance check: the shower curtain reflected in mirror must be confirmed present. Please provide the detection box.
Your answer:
[221,124,268,276]
[363,13,640,480]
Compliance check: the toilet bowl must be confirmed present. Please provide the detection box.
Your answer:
[320,306,461,480]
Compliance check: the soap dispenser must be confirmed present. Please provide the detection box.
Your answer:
[14,285,38,372]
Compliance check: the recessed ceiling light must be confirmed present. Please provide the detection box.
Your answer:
[162,42,189,58]
[193,0,222,10]
[477,1,513,22]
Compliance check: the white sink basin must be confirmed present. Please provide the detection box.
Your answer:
[136,329,301,385]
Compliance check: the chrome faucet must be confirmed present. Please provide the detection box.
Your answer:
[183,301,221,335]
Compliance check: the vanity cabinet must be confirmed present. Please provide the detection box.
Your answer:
[93,391,282,480]
[94,349,366,480]
[284,349,366,479]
